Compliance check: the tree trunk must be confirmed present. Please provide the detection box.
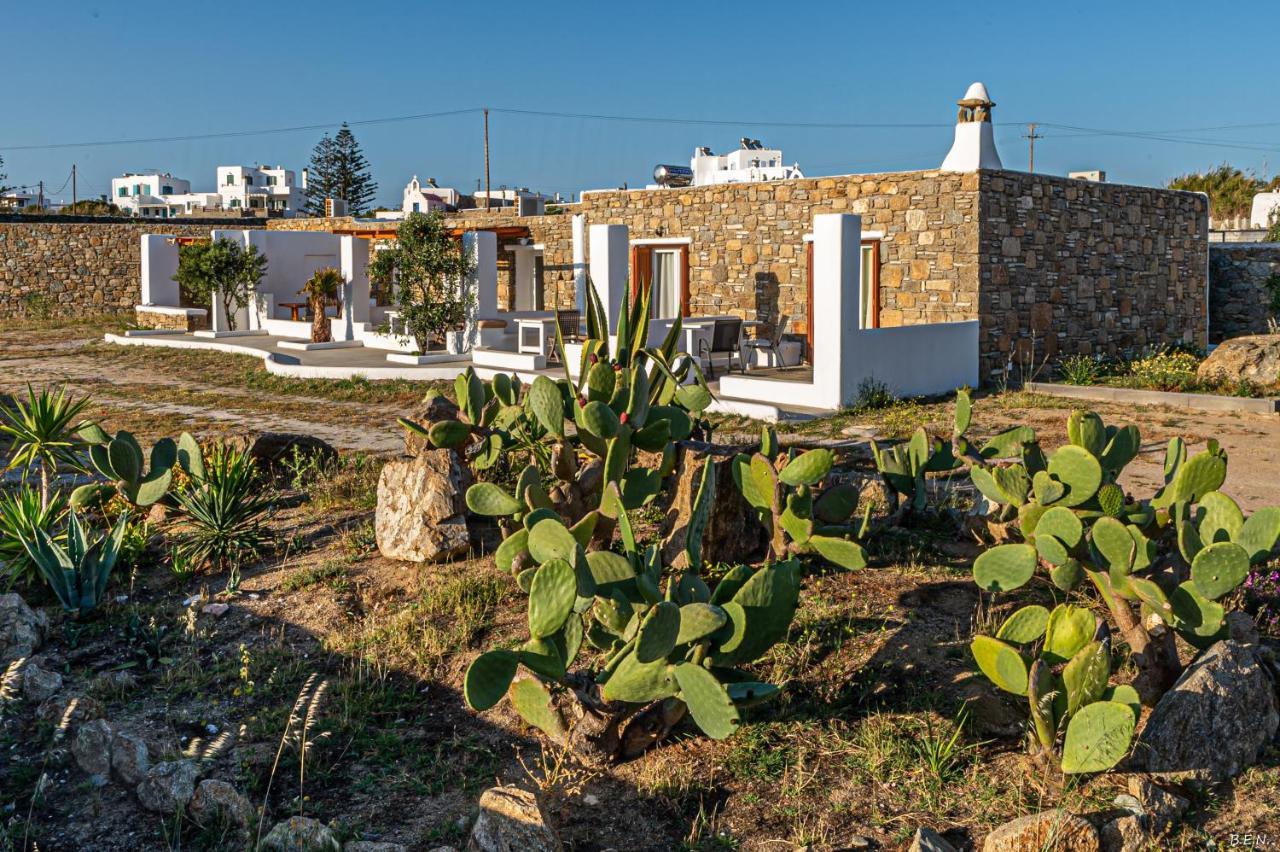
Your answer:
[310,296,331,343]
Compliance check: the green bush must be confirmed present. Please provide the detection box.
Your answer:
[1057,354,1102,386]
[173,438,274,572]
[0,486,68,590]
[1126,350,1201,392]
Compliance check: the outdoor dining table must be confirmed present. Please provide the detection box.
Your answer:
[278,301,309,322]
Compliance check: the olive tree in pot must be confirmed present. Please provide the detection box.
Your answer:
[368,211,474,354]
[173,238,268,331]
[301,267,343,343]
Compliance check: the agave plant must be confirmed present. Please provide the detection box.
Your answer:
[18,509,129,618]
[0,384,94,508]
[0,485,68,590]
[172,435,274,571]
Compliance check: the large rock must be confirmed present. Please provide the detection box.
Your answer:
[37,693,104,731]
[1134,640,1279,783]
[136,760,200,813]
[661,449,767,568]
[20,662,62,702]
[259,816,342,852]
[72,718,114,778]
[982,810,1098,852]
[375,449,471,563]
[0,593,48,662]
[188,779,255,832]
[111,730,151,786]
[1197,334,1280,385]
[467,786,559,852]
[402,393,462,457]
[225,432,338,476]
[909,827,957,852]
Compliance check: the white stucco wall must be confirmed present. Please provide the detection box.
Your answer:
[139,235,180,306]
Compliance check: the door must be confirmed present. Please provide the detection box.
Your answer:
[630,243,690,318]
[513,249,543,311]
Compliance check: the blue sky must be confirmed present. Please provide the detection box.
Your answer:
[4,0,1279,208]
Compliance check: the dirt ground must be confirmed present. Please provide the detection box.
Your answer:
[2,316,1279,850]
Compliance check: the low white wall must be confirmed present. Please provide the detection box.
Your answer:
[140,235,180,305]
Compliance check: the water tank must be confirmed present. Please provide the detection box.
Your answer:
[653,164,693,187]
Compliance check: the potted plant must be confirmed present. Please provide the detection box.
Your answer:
[300,267,343,343]
[368,212,474,354]
[173,238,267,331]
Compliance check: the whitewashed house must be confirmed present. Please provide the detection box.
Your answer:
[111,172,220,218]
[216,165,306,214]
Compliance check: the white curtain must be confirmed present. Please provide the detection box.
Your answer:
[653,250,679,318]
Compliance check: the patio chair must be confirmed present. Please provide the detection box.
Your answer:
[742,314,793,370]
[698,317,744,379]
[555,309,582,342]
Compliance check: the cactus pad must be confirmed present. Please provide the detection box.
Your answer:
[996,605,1049,644]
[636,601,681,663]
[1060,700,1135,774]
[1190,541,1250,600]
[810,535,867,570]
[509,677,566,739]
[1096,483,1125,517]
[814,483,860,524]
[601,651,677,703]
[528,519,578,565]
[675,603,729,645]
[1043,604,1094,665]
[972,543,1036,593]
[464,650,519,711]
[1197,491,1243,544]
[1046,445,1103,507]
[526,375,565,438]
[1037,507,1083,548]
[1062,640,1110,718]
[674,662,740,740]
[466,482,523,516]
[579,400,620,439]
[1031,470,1067,506]
[970,635,1029,695]
[528,558,576,638]
[1238,506,1280,563]
[1169,581,1225,640]
[779,449,834,487]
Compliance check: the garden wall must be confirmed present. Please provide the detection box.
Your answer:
[0,216,264,319]
[1208,243,1280,342]
[977,172,1208,378]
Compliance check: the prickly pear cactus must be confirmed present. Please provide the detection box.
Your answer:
[73,426,180,508]
[731,426,867,570]
[971,602,1136,773]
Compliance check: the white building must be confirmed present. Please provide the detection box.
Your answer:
[403,176,460,214]
[111,173,220,218]
[216,165,305,214]
[1,190,48,211]
[690,139,804,187]
[471,187,551,214]
[1250,191,1280,229]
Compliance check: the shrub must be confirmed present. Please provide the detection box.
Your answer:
[173,238,268,332]
[0,384,93,508]
[1057,354,1102,386]
[850,377,896,413]
[1126,350,1200,392]
[173,437,274,572]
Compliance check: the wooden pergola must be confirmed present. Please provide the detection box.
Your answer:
[329,223,532,241]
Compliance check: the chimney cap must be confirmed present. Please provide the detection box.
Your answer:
[957,81,994,107]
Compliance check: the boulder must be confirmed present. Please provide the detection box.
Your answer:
[909,827,957,852]
[111,730,151,786]
[467,786,559,852]
[1197,334,1280,386]
[20,662,62,703]
[37,693,104,731]
[188,779,255,831]
[345,843,409,852]
[71,718,114,778]
[136,759,200,813]
[375,449,471,563]
[661,449,767,568]
[982,810,1098,852]
[0,593,48,663]
[1134,640,1279,783]
[225,432,338,477]
[1124,775,1188,835]
[402,393,462,457]
[1099,815,1146,852]
[259,816,342,852]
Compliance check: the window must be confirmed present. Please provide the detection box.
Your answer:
[118,187,128,197]
[230,199,241,208]
[245,176,253,185]
[412,202,420,212]
[266,176,277,186]
[162,185,173,195]
[860,242,879,330]
[225,174,235,185]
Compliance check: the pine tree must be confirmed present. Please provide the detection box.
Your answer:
[0,154,9,194]
[302,123,377,216]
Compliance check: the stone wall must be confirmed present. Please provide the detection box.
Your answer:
[0,218,264,319]
[1208,243,1280,341]
[978,173,1208,378]
[273,170,1207,383]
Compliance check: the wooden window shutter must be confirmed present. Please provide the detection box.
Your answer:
[679,245,690,317]
[630,245,653,301]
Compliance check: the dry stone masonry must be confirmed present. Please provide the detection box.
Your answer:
[1208,242,1280,341]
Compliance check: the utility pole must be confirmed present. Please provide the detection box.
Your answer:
[37,180,44,210]
[483,108,491,210]
[72,164,77,208]
[1024,123,1044,174]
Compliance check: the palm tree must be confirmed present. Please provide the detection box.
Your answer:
[300,267,343,343]
[0,385,94,509]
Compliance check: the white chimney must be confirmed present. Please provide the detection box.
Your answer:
[941,82,1003,172]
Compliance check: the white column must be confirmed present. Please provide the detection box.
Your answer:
[811,213,863,409]
[588,223,629,333]
[572,213,587,314]
[463,230,498,349]
[139,235,181,306]
[341,236,370,324]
